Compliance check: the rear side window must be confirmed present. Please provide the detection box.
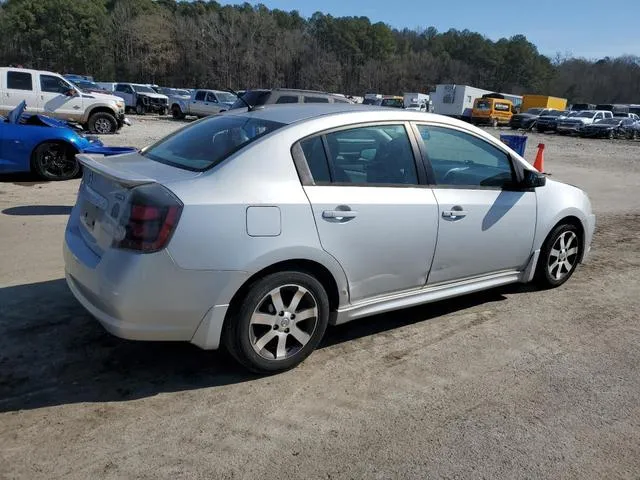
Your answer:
[276,95,298,104]
[300,136,331,183]
[304,96,329,103]
[300,125,418,185]
[143,116,285,171]
[195,91,206,101]
[7,71,32,90]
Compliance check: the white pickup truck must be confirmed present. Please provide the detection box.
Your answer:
[170,89,237,119]
[556,110,613,134]
[0,67,127,134]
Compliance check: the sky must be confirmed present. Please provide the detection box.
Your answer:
[217,0,640,59]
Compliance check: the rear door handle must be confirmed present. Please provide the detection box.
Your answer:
[442,209,467,218]
[323,210,358,219]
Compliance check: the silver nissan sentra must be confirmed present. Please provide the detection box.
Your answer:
[64,104,595,372]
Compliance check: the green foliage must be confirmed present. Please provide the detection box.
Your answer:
[0,0,636,102]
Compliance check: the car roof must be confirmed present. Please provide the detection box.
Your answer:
[224,103,459,126]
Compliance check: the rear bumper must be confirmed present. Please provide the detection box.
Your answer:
[63,215,248,348]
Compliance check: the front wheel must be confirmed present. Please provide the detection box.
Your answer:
[223,271,330,373]
[135,102,145,115]
[32,142,79,181]
[159,107,167,116]
[535,223,581,288]
[172,105,185,119]
[88,112,118,134]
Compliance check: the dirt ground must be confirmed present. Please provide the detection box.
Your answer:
[1,116,639,479]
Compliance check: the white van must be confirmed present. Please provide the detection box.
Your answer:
[0,68,127,133]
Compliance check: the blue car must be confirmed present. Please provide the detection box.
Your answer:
[0,101,136,180]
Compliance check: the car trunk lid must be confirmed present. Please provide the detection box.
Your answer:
[75,152,198,257]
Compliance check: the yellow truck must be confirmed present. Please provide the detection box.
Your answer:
[520,95,567,112]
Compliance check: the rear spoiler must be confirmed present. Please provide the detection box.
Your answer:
[77,154,155,187]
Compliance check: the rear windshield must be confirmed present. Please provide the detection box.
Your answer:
[230,90,270,109]
[142,115,285,171]
[475,100,491,110]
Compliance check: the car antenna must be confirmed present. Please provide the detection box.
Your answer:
[227,88,253,111]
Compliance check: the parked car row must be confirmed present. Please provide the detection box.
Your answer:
[509,105,640,139]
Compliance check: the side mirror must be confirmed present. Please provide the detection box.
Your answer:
[521,169,546,188]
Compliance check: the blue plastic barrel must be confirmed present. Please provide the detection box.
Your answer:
[499,134,527,157]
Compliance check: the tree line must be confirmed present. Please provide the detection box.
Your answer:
[0,0,638,104]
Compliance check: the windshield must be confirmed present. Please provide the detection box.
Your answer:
[544,110,566,117]
[230,90,270,109]
[595,118,620,125]
[133,85,157,94]
[143,115,285,171]
[74,80,101,91]
[526,108,544,115]
[576,111,595,118]
[381,98,403,108]
[216,92,237,104]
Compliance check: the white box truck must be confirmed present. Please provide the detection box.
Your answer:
[403,93,430,112]
[431,84,492,120]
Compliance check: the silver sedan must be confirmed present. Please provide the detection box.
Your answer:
[64,104,596,372]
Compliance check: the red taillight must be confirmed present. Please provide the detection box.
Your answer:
[115,184,183,253]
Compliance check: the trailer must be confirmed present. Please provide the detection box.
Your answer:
[431,84,493,120]
[521,95,567,112]
[403,93,430,112]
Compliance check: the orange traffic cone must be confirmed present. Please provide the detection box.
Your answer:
[533,143,545,172]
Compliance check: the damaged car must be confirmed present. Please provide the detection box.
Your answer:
[0,101,136,180]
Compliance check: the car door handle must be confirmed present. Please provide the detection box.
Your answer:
[322,209,358,219]
[442,209,467,219]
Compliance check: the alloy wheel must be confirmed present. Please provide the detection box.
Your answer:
[94,118,112,134]
[249,284,319,360]
[547,231,579,281]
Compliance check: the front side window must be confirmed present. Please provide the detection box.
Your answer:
[143,116,285,171]
[195,91,206,101]
[300,124,418,185]
[417,125,514,188]
[205,92,218,102]
[40,75,73,94]
[7,71,33,90]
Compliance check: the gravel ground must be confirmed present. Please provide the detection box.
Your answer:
[1,116,639,479]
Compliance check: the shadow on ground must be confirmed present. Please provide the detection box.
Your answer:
[0,277,518,412]
[2,205,73,216]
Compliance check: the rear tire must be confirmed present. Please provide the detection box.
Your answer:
[491,118,498,128]
[535,223,582,288]
[159,107,167,116]
[223,271,330,373]
[88,111,118,134]
[32,142,80,181]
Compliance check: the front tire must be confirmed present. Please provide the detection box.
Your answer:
[135,102,145,115]
[223,271,330,373]
[88,112,118,134]
[32,142,79,181]
[535,223,582,288]
[172,105,185,119]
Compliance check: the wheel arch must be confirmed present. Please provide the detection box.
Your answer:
[227,258,342,318]
[85,105,118,123]
[541,215,587,263]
